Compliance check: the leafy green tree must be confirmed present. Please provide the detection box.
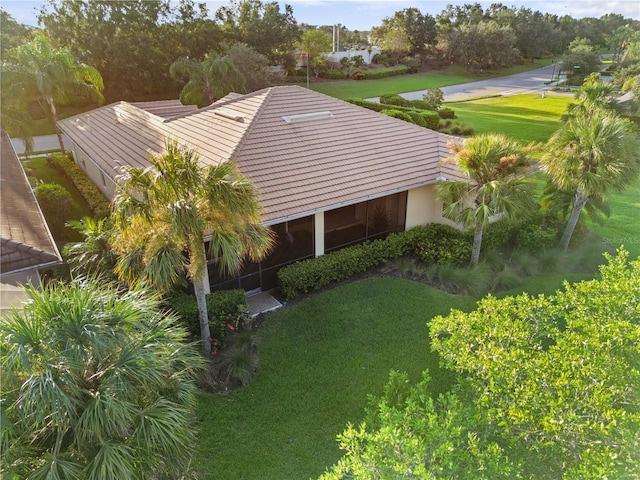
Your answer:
[0,8,34,61]
[223,42,281,92]
[541,110,640,251]
[430,249,640,478]
[561,37,602,85]
[215,0,300,64]
[63,216,118,281]
[564,73,621,119]
[371,8,437,57]
[421,87,444,110]
[112,141,272,355]
[1,36,104,152]
[170,51,246,107]
[1,278,204,479]
[436,133,534,266]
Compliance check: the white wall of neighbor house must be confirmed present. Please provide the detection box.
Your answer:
[314,212,324,257]
[405,184,443,229]
[71,145,117,199]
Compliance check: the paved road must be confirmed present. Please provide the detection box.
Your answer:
[367,63,567,102]
[10,134,71,155]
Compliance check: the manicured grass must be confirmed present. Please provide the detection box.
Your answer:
[309,60,550,100]
[449,93,573,143]
[195,278,476,479]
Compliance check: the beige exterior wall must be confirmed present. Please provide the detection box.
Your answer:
[405,184,443,229]
[314,212,324,257]
[71,145,117,199]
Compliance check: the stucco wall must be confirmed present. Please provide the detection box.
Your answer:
[71,144,117,199]
[405,184,443,229]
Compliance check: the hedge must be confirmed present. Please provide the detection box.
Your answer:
[319,69,349,80]
[380,109,414,123]
[47,153,111,218]
[360,65,407,79]
[168,289,247,336]
[346,98,447,131]
[277,224,473,300]
[380,94,436,111]
[438,107,456,119]
[420,111,440,130]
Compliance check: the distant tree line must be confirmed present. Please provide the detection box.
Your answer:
[0,0,638,102]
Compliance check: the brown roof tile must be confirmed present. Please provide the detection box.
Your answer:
[1,130,62,274]
[59,86,464,224]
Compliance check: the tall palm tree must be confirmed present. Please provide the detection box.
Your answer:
[1,279,204,480]
[170,52,246,107]
[541,109,640,251]
[1,36,104,152]
[112,141,273,355]
[436,134,535,266]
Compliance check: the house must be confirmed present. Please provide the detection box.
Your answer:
[58,86,463,293]
[1,129,63,313]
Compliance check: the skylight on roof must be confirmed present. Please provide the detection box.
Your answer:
[282,111,333,124]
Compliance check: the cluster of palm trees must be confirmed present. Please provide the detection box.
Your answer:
[438,73,640,264]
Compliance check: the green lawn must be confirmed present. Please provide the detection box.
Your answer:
[449,93,573,143]
[309,60,551,100]
[196,279,477,479]
[22,156,92,245]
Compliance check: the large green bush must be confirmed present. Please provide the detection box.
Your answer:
[361,65,407,80]
[420,111,440,130]
[319,69,349,80]
[47,153,110,218]
[380,109,414,123]
[34,183,73,236]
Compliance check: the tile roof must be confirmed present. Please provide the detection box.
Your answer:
[59,86,464,224]
[1,129,62,274]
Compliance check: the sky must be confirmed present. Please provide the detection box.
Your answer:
[2,0,639,32]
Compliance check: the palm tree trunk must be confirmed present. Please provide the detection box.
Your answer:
[470,222,484,266]
[560,191,589,252]
[193,269,212,356]
[47,97,66,153]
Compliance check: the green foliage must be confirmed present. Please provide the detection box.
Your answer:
[322,371,520,479]
[351,71,366,80]
[379,93,410,107]
[1,279,204,480]
[380,109,413,123]
[47,152,110,218]
[168,289,247,337]
[359,65,408,80]
[422,87,445,110]
[430,249,640,478]
[319,69,349,80]
[438,106,456,119]
[63,216,118,280]
[34,182,72,236]
[421,110,440,129]
[277,224,472,300]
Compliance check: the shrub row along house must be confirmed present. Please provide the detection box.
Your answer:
[58,85,463,293]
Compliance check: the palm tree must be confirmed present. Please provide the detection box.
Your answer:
[1,36,104,152]
[1,279,204,480]
[112,141,273,355]
[170,52,246,107]
[63,216,118,281]
[541,109,640,251]
[436,134,535,266]
[564,73,620,120]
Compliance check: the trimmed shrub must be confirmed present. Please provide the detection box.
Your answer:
[361,65,407,80]
[168,289,247,336]
[346,98,386,112]
[277,224,473,300]
[420,111,440,130]
[351,71,366,80]
[407,111,427,128]
[513,213,563,251]
[47,153,110,218]
[34,183,72,236]
[380,94,410,107]
[380,109,414,123]
[319,69,348,80]
[438,107,456,119]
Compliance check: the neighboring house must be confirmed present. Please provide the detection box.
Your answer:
[1,129,62,313]
[58,86,462,293]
